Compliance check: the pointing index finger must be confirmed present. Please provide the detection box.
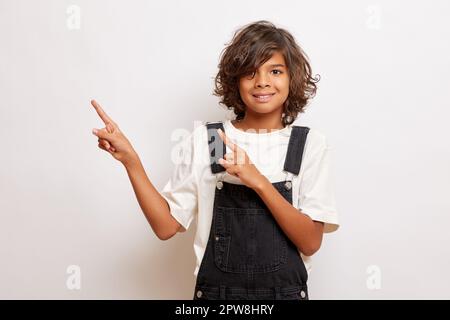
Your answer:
[217,128,236,152]
[91,99,115,126]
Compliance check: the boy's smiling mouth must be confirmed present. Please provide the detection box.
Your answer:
[252,93,275,102]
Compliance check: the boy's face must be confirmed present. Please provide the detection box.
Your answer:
[238,51,290,120]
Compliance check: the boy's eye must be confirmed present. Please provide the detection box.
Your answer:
[243,69,283,79]
[245,71,256,78]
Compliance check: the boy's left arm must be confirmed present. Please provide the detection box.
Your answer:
[216,128,324,256]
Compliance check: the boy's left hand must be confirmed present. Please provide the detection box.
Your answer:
[217,128,268,190]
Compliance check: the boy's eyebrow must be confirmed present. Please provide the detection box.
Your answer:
[251,63,287,71]
[268,64,286,68]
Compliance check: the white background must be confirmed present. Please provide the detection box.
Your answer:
[1,0,449,299]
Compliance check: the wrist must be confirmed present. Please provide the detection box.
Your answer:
[253,175,270,194]
[122,151,140,169]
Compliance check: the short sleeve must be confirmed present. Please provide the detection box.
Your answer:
[160,131,198,231]
[298,133,340,233]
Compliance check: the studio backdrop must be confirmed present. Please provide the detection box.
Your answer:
[1,0,449,299]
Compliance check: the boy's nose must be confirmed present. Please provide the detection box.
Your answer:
[255,75,271,88]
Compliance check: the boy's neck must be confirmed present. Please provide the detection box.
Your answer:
[232,112,285,132]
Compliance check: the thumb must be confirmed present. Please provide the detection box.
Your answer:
[92,128,112,140]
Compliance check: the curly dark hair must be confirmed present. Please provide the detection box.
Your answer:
[213,20,320,126]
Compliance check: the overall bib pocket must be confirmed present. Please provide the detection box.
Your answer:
[213,206,287,273]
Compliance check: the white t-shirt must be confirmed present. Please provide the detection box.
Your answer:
[160,119,340,278]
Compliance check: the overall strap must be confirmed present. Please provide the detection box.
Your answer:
[206,121,226,174]
[283,126,310,176]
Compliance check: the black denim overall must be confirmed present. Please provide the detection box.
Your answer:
[193,121,310,300]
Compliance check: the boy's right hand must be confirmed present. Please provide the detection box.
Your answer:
[91,99,138,166]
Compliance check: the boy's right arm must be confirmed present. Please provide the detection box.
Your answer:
[124,154,184,240]
[90,100,183,240]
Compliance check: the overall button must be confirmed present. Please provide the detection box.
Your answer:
[284,181,292,190]
[215,236,219,241]
[196,290,203,298]
[300,290,306,299]
[216,181,223,190]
